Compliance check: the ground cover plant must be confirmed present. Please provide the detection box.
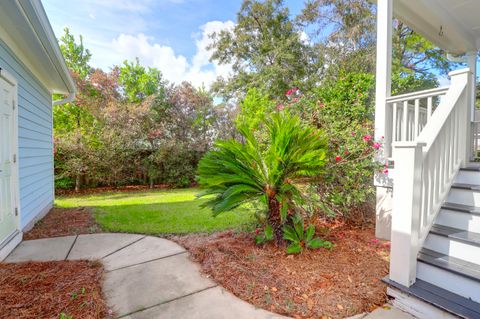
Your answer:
[0,260,109,319]
[55,188,255,235]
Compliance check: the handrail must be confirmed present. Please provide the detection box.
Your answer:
[386,86,449,103]
[384,86,449,158]
[389,68,472,288]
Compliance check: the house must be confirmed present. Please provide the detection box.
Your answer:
[0,0,75,260]
[374,0,480,318]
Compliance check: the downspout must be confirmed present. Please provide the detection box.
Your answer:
[53,92,75,105]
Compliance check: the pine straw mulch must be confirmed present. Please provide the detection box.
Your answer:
[0,260,111,319]
[23,207,101,240]
[173,220,390,319]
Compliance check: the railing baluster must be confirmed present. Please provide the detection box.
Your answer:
[427,97,433,120]
[402,101,408,141]
[392,103,397,142]
[414,99,420,138]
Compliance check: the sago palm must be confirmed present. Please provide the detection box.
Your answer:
[197,111,327,243]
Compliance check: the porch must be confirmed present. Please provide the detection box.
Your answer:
[374,1,480,318]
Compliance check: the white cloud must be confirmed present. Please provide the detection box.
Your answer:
[110,20,235,88]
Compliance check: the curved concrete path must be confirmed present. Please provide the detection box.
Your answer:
[5,234,285,319]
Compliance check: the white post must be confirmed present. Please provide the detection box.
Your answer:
[374,0,393,240]
[467,52,477,160]
[389,142,424,287]
[375,0,393,152]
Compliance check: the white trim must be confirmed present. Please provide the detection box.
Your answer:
[0,0,75,95]
[388,288,460,319]
[17,0,76,95]
[0,231,22,261]
[0,68,20,239]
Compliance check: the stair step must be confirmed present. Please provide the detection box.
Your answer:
[437,206,480,232]
[430,224,480,247]
[460,166,480,172]
[418,248,480,282]
[384,277,480,318]
[452,183,480,191]
[441,202,480,215]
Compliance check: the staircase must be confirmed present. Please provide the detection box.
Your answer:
[383,69,480,318]
[386,167,480,318]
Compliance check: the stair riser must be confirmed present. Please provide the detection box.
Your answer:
[455,170,480,185]
[447,189,480,206]
[417,262,480,303]
[436,209,480,232]
[423,233,480,265]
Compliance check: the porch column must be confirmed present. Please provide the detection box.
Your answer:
[374,0,393,146]
[374,0,393,240]
[467,52,477,161]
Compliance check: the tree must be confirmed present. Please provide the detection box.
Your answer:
[299,0,453,81]
[197,111,327,243]
[59,28,92,79]
[118,58,164,103]
[209,0,323,100]
[55,29,100,192]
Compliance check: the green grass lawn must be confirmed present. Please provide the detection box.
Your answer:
[55,188,256,235]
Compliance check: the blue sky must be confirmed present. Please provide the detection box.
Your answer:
[43,0,305,88]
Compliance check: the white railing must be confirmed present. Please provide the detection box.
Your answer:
[389,69,472,287]
[384,87,448,158]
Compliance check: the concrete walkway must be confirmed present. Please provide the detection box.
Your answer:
[5,234,285,319]
[5,234,415,319]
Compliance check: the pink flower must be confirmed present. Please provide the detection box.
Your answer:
[373,142,381,150]
[371,238,379,244]
[335,156,342,162]
[276,104,285,110]
[363,134,372,142]
[383,168,389,174]
[285,88,298,96]
[351,132,356,136]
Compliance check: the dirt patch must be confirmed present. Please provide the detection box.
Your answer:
[173,221,390,319]
[24,207,100,240]
[0,260,111,319]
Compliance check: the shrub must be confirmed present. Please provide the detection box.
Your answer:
[54,177,76,190]
[285,73,381,217]
[197,111,327,243]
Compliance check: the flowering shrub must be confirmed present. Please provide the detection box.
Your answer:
[282,72,382,217]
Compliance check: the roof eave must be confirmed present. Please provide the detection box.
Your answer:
[17,0,76,95]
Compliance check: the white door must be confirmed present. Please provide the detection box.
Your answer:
[0,74,17,243]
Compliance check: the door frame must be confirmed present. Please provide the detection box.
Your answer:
[0,68,20,238]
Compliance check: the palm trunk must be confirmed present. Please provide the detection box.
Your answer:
[267,195,283,245]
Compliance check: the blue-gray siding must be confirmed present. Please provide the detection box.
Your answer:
[0,39,53,229]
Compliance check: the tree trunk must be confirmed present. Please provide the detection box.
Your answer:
[75,174,81,193]
[267,195,283,245]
